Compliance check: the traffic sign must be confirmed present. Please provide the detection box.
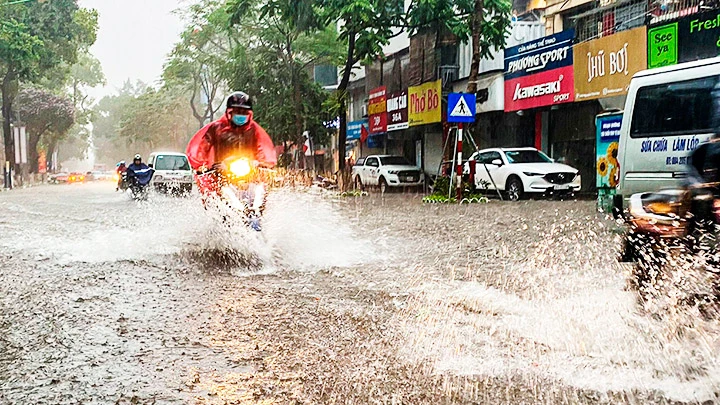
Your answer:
[447,93,476,123]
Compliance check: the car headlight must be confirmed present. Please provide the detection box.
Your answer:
[388,170,399,175]
[523,172,543,176]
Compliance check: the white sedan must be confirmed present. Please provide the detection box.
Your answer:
[465,147,581,201]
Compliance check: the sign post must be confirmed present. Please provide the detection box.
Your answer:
[447,93,476,200]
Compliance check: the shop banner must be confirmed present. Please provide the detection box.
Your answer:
[574,27,647,101]
[504,29,575,80]
[504,30,575,111]
[596,113,622,189]
[408,80,442,127]
[368,86,387,134]
[347,119,368,141]
[504,65,574,112]
[648,9,720,68]
[386,91,408,131]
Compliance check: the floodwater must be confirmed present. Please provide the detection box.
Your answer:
[0,182,718,404]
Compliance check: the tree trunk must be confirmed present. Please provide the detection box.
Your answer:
[337,31,356,174]
[465,0,484,94]
[28,131,41,173]
[2,72,16,171]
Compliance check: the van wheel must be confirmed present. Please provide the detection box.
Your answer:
[506,177,523,201]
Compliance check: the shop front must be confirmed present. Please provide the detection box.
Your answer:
[408,80,443,176]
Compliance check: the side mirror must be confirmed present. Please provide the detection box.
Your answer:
[148,164,153,168]
[491,159,503,166]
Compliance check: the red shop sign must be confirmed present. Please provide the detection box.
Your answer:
[368,86,387,134]
[504,66,575,112]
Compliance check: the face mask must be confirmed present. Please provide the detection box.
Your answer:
[232,114,249,126]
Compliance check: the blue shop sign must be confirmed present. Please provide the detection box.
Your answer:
[347,119,368,140]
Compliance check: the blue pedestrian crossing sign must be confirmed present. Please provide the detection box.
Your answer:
[447,93,476,123]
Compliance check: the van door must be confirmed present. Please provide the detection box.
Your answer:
[619,74,719,199]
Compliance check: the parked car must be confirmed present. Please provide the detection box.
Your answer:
[87,171,114,181]
[352,155,424,192]
[148,152,193,195]
[49,172,69,184]
[67,172,86,183]
[464,147,581,201]
[615,56,720,214]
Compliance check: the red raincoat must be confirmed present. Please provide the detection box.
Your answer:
[186,112,277,194]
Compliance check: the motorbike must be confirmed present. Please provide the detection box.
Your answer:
[195,156,268,231]
[621,177,720,309]
[126,167,155,201]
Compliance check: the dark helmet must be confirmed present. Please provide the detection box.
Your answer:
[226,91,252,110]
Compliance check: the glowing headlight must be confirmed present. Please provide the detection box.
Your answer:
[229,159,251,177]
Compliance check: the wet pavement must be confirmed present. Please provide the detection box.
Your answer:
[0,183,719,404]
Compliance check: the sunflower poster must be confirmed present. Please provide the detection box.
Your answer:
[596,112,622,211]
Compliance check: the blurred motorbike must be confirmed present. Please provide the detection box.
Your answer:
[621,141,720,306]
[195,156,268,231]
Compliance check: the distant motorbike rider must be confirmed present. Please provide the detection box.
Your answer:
[115,161,127,191]
[186,91,277,194]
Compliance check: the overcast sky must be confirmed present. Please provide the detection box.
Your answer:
[78,0,186,100]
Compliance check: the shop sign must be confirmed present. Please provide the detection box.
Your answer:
[504,30,575,111]
[596,113,622,189]
[408,80,442,127]
[386,91,408,131]
[574,27,647,101]
[368,86,387,134]
[347,119,368,141]
[648,9,720,68]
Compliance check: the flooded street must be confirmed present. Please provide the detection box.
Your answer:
[1,183,719,404]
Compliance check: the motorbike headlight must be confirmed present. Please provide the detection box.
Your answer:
[631,189,689,218]
[229,159,251,177]
[523,172,543,176]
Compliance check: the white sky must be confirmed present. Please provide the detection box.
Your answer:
[78,0,187,100]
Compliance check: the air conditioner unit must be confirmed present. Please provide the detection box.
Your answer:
[440,65,459,89]
[361,104,368,117]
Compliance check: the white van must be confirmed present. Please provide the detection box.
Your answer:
[147,152,194,195]
[615,57,720,212]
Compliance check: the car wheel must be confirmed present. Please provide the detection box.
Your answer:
[354,175,364,191]
[506,177,523,201]
[379,177,388,194]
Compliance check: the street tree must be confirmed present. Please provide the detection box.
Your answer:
[315,0,405,172]
[15,86,75,172]
[225,0,344,157]
[406,0,512,94]
[164,0,229,128]
[0,1,97,170]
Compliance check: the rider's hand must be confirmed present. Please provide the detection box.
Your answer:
[212,162,226,172]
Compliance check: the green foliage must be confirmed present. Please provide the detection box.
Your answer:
[425,175,489,204]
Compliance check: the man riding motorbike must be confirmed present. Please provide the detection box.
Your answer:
[126,154,154,198]
[186,91,277,180]
[186,91,276,229]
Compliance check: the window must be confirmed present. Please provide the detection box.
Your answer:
[154,155,191,171]
[365,157,379,167]
[504,150,552,163]
[477,151,502,164]
[355,158,365,166]
[630,75,720,138]
[380,156,411,166]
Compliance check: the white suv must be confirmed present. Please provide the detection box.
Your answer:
[148,152,194,195]
[352,155,424,192]
[465,147,581,201]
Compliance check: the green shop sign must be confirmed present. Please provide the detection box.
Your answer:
[648,10,720,68]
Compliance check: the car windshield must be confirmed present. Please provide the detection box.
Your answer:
[504,150,552,164]
[380,156,412,166]
[154,155,190,171]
